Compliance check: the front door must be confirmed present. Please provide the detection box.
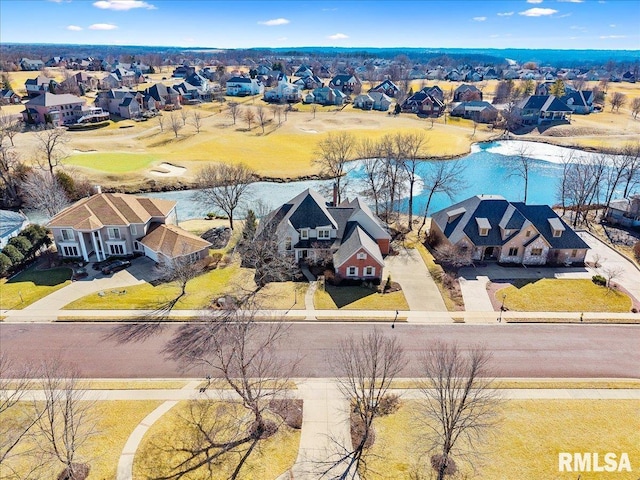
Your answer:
[483,247,497,260]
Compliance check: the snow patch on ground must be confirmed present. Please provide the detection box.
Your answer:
[486,140,621,165]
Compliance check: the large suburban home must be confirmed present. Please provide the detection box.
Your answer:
[353,92,392,111]
[96,88,141,119]
[514,95,573,125]
[304,86,346,106]
[453,84,483,102]
[226,76,264,96]
[20,58,44,71]
[263,74,302,103]
[47,193,211,264]
[369,79,400,97]
[22,93,85,126]
[25,75,57,97]
[329,74,361,94]
[559,91,594,114]
[430,195,589,266]
[401,88,445,116]
[258,189,391,282]
[604,195,640,228]
[0,89,21,105]
[144,83,181,109]
[293,75,323,90]
[450,101,498,123]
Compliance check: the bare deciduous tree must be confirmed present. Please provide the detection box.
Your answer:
[34,126,68,175]
[432,243,473,268]
[326,329,405,479]
[180,106,188,126]
[631,97,640,120]
[417,160,467,238]
[255,105,267,134]
[315,131,355,205]
[190,109,203,133]
[149,306,296,480]
[243,107,256,130]
[21,169,70,216]
[156,113,165,132]
[415,342,500,480]
[194,163,255,230]
[227,102,240,125]
[0,113,21,147]
[0,145,26,206]
[508,143,533,203]
[610,91,627,112]
[169,111,182,138]
[358,137,385,216]
[34,361,98,480]
[399,132,428,230]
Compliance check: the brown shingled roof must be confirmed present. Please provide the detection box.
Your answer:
[48,193,175,230]
[140,224,211,258]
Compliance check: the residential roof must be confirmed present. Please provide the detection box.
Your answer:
[0,210,28,240]
[26,93,84,107]
[140,224,211,258]
[333,224,384,267]
[48,193,175,230]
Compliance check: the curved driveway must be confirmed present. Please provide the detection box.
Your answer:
[1,323,638,379]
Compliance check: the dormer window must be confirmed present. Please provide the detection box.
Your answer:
[548,218,565,238]
[300,229,308,240]
[318,229,330,239]
[476,217,491,237]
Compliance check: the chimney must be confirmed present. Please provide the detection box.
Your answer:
[92,185,102,195]
[332,183,338,206]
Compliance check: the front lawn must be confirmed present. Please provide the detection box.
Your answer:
[364,399,640,479]
[495,279,632,312]
[133,400,300,479]
[63,263,252,310]
[0,266,72,310]
[315,285,409,310]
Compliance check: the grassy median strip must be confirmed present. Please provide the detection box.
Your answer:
[364,399,640,479]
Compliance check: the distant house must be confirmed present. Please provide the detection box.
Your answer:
[172,65,195,78]
[59,72,99,94]
[112,67,138,88]
[226,76,263,96]
[144,83,180,108]
[100,73,122,90]
[47,193,211,263]
[293,75,323,90]
[622,71,636,83]
[0,210,29,249]
[0,89,21,105]
[25,75,57,97]
[559,91,594,114]
[96,88,140,119]
[20,58,44,71]
[453,84,483,102]
[294,65,314,78]
[450,101,497,123]
[329,74,361,94]
[604,195,640,228]
[430,195,589,266]
[257,189,391,282]
[22,93,85,126]
[263,74,302,103]
[305,86,345,106]
[514,95,573,125]
[353,92,392,111]
[369,79,400,97]
[401,87,445,116]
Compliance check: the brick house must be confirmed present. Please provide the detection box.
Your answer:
[22,93,85,126]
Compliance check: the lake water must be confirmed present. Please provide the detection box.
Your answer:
[142,140,634,221]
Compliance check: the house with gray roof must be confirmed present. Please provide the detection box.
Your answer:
[514,95,573,125]
[257,189,391,281]
[22,93,85,126]
[0,210,29,249]
[226,76,263,96]
[450,101,497,123]
[430,195,589,266]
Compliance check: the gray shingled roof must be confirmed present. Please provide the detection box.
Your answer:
[333,224,384,268]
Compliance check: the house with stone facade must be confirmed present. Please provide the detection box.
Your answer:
[257,189,391,282]
[430,195,589,265]
[48,193,211,264]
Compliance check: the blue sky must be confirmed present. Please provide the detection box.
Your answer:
[1,0,639,50]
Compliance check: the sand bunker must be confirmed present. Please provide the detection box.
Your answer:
[299,128,318,133]
[149,162,187,177]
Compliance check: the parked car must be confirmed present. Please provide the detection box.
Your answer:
[101,259,131,275]
[72,267,88,281]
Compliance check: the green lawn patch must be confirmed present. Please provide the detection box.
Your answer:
[496,279,632,312]
[66,152,159,173]
[315,285,409,310]
[365,399,640,479]
[0,266,72,310]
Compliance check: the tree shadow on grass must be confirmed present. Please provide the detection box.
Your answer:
[8,267,72,287]
[324,285,377,309]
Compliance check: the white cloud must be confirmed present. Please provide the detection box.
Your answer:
[519,7,558,16]
[66,25,83,31]
[526,0,543,3]
[557,13,572,17]
[609,24,616,27]
[497,11,514,16]
[89,23,118,30]
[473,16,487,21]
[328,33,349,40]
[258,18,290,26]
[93,1,156,10]
[600,34,627,39]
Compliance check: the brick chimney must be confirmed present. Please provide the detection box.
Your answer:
[332,182,338,206]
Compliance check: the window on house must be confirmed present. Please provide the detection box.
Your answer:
[553,229,562,238]
[318,229,330,239]
[300,229,308,239]
[108,228,121,240]
[525,230,531,237]
[133,241,142,251]
[479,228,488,236]
[531,248,542,256]
[285,237,292,251]
[571,249,577,257]
[61,229,74,241]
[508,247,518,256]
[130,224,138,236]
[62,245,79,257]
[364,266,375,276]
[109,244,124,255]
[347,266,358,277]
[357,252,367,260]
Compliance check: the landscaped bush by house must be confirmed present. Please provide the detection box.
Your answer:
[376,394,400,416]
[592,274,607,286]
[8,236,32,255]
[0,253,11,276]
[2,244,24,265]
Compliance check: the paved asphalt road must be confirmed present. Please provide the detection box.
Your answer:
[1,323,638,379]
